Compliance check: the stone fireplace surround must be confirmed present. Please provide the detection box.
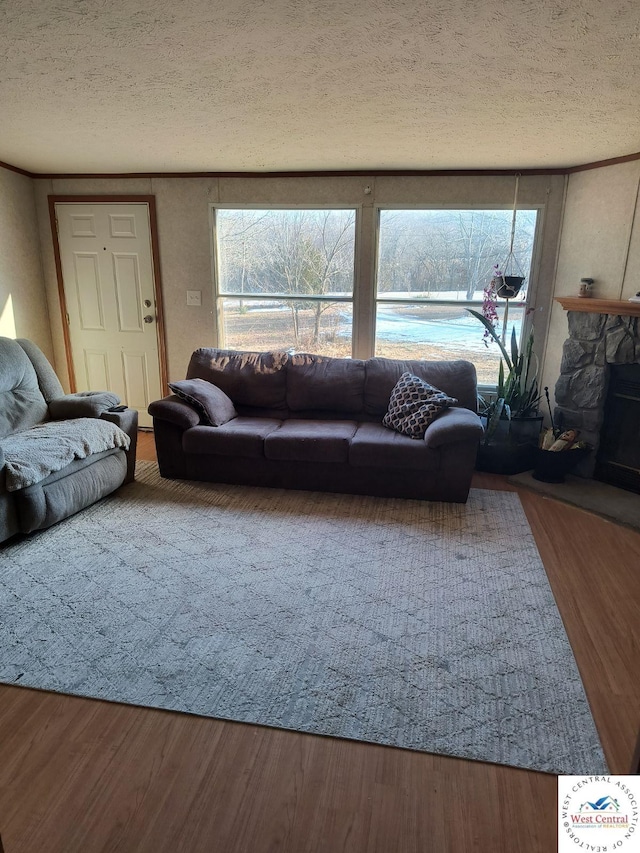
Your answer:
[554,299,640,478]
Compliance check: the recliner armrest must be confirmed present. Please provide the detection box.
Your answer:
[49,391,121,419]
[100,406,137,435]
[148,396,200,430]
[423,407,484,449]
[100,407,138,483]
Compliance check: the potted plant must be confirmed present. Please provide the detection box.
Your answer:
[466,305,542,474]
[492,173,527,303]
[491,264,525,299]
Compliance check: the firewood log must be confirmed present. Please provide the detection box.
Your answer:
[549,429,579,452]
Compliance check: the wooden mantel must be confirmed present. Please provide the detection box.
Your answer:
[555,297,640,318]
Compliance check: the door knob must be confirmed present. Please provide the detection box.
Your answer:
[143,315,154,324]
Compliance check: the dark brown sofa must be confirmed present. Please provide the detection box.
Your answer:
[148,349,483,503]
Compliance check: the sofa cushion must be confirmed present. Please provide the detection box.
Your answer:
[186,348,289,409]
[265,419,358,463]
[169,378,237,426]
[2,417,131,491]
[364,357,478,415]
[349,422,440,471]
[382,373,457,439]
[16,338,65,402]
[287,353,365,413]
[0,337,49,439]
[182,418,282,458]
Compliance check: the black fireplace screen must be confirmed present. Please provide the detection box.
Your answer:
[595,364,640,494]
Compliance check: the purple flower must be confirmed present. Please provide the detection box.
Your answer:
[482,279,499,346]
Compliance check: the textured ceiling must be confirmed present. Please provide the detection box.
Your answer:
[2,0,640,174]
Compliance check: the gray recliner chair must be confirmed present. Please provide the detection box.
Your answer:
[0,337,137,544]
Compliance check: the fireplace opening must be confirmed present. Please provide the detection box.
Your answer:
[594,364,640,494]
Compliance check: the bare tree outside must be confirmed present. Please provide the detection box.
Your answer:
[214,207,537,382]
[217,209,355,350]
[376,209,536,299]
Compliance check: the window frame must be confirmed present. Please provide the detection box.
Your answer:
[209,204,361,356]
[208,202,546,387]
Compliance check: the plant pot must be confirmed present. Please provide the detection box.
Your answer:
[495,276,525,299]
[532,447,591,483]
[476,415,543,475]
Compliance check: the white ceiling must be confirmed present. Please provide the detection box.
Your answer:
[2,0,640,174]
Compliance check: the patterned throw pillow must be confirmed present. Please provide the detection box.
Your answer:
[168,378,237,426]
[382,372,458,440]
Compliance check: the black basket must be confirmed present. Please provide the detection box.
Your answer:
[532,447,591,483]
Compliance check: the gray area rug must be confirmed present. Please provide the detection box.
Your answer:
[1,462,607,775]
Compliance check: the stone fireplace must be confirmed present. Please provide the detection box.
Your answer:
[553,298,640,489]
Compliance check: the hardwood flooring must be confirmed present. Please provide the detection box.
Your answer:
[0,435,638,853]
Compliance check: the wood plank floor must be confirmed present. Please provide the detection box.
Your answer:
[0,433,638,853]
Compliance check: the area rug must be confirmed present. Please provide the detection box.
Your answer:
[0,462,607,775]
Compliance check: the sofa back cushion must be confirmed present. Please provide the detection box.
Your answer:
[287,353,365,413]
[187,348,289,409]
[16,338,65,402]
[364,358,478,415]
[0,337,49,439]
[184,348,477,420]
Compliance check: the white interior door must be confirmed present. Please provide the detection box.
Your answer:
[55,202,163,428]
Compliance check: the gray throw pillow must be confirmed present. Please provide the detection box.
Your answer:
[383,372,457,440]
[169,378,237,426]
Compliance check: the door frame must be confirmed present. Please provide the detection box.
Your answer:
[48,194,168,396]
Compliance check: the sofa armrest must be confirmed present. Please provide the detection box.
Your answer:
[148,395,200,430]
[423,407,484,449]
[100,407,138,483]
[100,406,137,435]
[49,391,121,419]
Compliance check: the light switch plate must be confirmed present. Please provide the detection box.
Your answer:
[186,290,201,306]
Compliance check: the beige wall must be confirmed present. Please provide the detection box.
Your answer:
[0,165,51,356]
[33,173,566,391]
[10,161,639,410]
[540,160,640,408]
